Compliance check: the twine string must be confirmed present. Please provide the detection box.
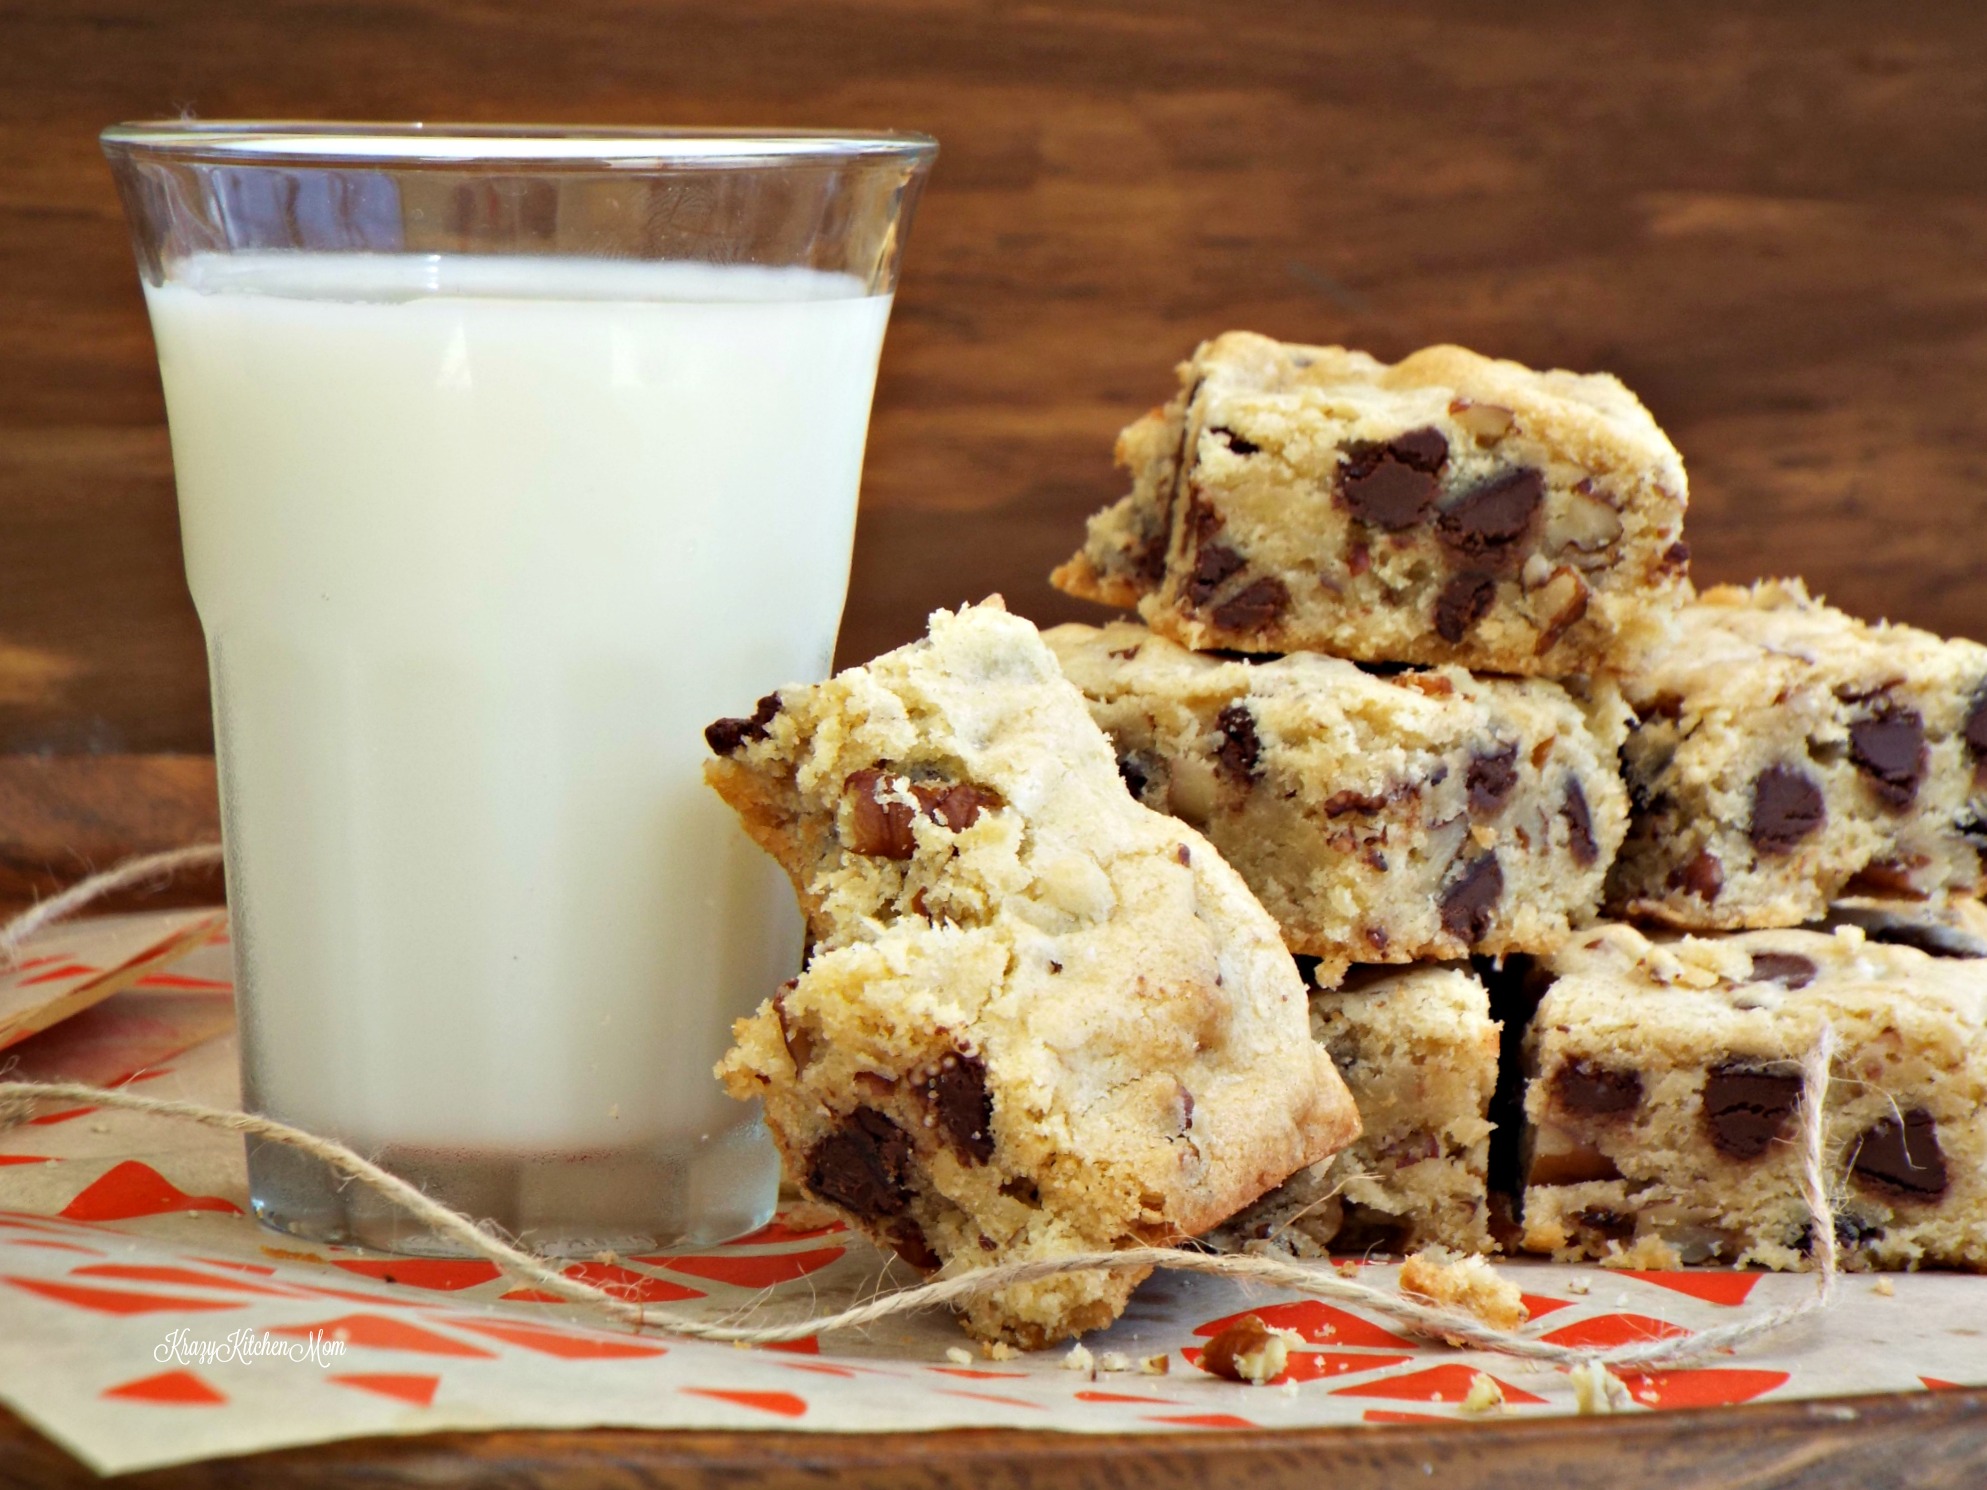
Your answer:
[0,849,1841,1370]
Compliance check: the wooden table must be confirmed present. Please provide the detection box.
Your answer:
[5,1387,1987,1488]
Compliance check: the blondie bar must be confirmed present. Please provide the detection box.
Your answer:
[707,602,1359,1347]
[1052,333,1689,676]
[1211,964,1500,1257]
[1610,581,1987,929]
[1046,620,1630,984]
[1518,922,1987,1271]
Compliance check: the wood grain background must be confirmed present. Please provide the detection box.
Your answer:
[6,0,1987,763]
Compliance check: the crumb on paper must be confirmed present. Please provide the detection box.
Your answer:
[1062,1342,1095,1373]
[1398,1246,1527,1332]
[1335,1260,1361,1278]
[945,1346,974,1366]
[980,1340,1018,1361]
[1459,1372,1505,1415]
[1872,1278,1895,1297]
[1096,1351,1132,1373]
[1599,1235,1681,1271]
[1565,1276,1591,1295]
[778,1199,843,1231]
[1194,1315,1301,1385]
[1139,1353,1171,1376]
[1570,1360,1631,1415]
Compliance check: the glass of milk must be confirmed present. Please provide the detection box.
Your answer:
[101,123,935,1255]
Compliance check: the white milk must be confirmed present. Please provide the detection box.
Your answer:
[145,255,889,1231]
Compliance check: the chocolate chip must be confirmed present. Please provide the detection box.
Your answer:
[1702,1062,1803,1160]
[1436,467,1544,568]
[1551,1058,1643,1116]
[705,692,781,755]
[1849,704,1926,808]
[1337,428,1448,530]
[1117,751,1156,801]
[1563,779,1598,866]
[1966,688,1987,758]
[844,768,918,859]
[1660,540,1691,573]
[1322,789,1387,816]
[1215,703,1263,781]
[1467,745,1519,816]
[1212,576,1290,633]
[1185,540,1246,607]
[1434,570,1497,642]
[1669,848,1724,901]
[1365,926,1390,953]
[888,1222,940,1271]
[1439,853,1503,941]
[923,1052,995,1165]
[1749,765,1826,854]
[1747,952,1818,989]
[1575,1207,1637,1243]
[806,1108,914,1219]
[1211,426,1261,455]
[1850,1109,1948,1201]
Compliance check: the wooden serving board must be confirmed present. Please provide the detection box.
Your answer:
[4,1389,1987,1489]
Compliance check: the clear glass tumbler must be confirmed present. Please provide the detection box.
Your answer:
[101,122,935,1255]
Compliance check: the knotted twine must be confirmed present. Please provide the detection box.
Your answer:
[0,846,1841,1372]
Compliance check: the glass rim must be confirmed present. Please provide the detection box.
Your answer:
[99,120,939,169]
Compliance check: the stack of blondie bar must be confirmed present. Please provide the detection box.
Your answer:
[1049,332,1987,1275]
[704,332,1987,1350]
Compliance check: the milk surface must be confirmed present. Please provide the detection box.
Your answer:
[146,253,890,1157]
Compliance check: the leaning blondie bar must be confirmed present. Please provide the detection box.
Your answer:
[1610,581,1987,929]
[707,602,1358,1347]
[1211,964,1500,1257]
[1052,333,1689,676]
[1518,922,1987,1272]
[1046,620,1630,984]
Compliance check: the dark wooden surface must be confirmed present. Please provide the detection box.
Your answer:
[7,2,1987,1483]
[8,0,1987,754]
[5,1388,1987,1489]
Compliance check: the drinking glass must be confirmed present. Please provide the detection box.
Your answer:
[101,122,935,1254]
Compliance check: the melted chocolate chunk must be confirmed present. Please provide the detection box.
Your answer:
[1215,703,1263,781]
[844,768,918,859]
[1213,576,1291,632]
[1551,1058,1643,1116]
[806,1108,914,1218]
[705,692,782,755]
[1849,703,1927,808]
[1467,744,1519,816]
[1322,789,1388,816]
[1966,688,1987,758]
[923,1052,995,1165]
[1185,540,1246,607]
[1434,570,1497,642]
[1563,778,1598,866]
[1851,1109,1948,1201]
[1337,427,1448,530]
[1660,539,1691,573]
[1702,1062,1803,1160]
[1747,951,1818,989]
[1436,467,1544,568]
[1670,848,1724,901]
[1439,853,1503,942]
[1211,426,1261,455]
[1749,765,1826,854]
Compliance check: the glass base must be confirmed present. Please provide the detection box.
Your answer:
[245,1118,779,1257]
